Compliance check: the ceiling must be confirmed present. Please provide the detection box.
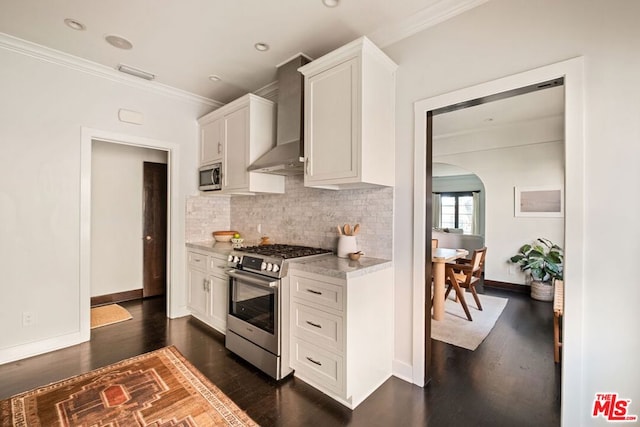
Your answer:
[433,85,565,177]
[0,0,487,104]
[433,85,565,137]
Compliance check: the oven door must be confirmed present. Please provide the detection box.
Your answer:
[227,269,279,355]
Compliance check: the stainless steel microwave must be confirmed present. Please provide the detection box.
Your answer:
[199,162,222,191]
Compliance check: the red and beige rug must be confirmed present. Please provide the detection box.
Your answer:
[0,346,258,426]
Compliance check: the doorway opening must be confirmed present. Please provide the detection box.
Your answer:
[79,127,183,344]
[89,142,168,307]
[412,58,585,425]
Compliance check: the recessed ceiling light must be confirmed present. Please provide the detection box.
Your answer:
[105,34,133,50]
[208,75,222,82]
[64,18,86,31]
[322,0,339,7]
[116,64,155,81]
[254,42,270,52]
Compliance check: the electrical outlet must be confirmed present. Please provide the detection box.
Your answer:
[509,264,518,275]
[22,311,35,327]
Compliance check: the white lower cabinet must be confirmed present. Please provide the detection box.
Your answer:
[289,266,393,409]
[187,250,228,333]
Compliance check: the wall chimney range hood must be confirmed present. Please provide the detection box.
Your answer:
[247,54,311,175]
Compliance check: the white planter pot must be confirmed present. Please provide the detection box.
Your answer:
[531,280,554,301]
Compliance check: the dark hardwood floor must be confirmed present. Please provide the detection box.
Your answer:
[0,289,560,426]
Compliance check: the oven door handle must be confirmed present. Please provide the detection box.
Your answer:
[227,269,278,288]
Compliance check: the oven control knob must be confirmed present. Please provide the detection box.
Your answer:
[272,264,280,273]
[228,255,233,262]
[266,263,273,271]
[261,262,267,270]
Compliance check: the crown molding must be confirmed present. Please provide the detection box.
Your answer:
[253,80,279,103]
[0,32,223,109]
[368,0,489,48]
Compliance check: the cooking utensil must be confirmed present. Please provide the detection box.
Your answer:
[344,224,351,236]
[337,225,342,235]
[352,224,360,235]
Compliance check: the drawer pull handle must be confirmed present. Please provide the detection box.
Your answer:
[306,356,322,366]
[307,289,322,295]
[194,259,201,262]
[306,320,322,329]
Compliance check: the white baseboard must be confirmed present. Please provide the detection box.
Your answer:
[392,358,416,384]
[0,332,87,365]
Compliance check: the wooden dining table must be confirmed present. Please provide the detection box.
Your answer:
[432,247,469,320]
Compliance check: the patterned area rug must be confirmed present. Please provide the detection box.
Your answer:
[431,293,508,350]
[90,303,133,329]
[0,346,258,426]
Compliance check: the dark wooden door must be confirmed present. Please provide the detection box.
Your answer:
[143,162,167,298]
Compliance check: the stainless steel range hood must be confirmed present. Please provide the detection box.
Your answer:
[247,55,310,175]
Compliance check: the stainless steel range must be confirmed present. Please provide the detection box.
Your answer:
[226,244,332,379]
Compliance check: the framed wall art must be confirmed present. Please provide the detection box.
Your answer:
[514,186,564,217]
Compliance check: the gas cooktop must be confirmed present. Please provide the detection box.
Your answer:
[235,244,332,259]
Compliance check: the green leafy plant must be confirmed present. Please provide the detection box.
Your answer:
[509,238,563,283]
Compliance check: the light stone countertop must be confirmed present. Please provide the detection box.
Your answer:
[186,241,235,257]
[288,255,392,280]
[185,242,392,279]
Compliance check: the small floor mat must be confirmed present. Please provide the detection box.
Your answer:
[90,304,133,329]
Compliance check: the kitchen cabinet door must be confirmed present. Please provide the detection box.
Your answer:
[200,117,223,165]
[223,106,249,191]
[209,273,228,333]
[305,58,359,184]
[188,266,209,318]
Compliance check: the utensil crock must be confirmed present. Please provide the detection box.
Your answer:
[337,235,357,258]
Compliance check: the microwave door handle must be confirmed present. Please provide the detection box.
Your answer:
[210,169,215,185]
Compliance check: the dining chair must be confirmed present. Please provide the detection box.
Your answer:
[444,247,487,321]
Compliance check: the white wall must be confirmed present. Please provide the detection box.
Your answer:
[434,117,565,284]
[0,38,211,362]
[91,141,167,297]
[387,0,640,425]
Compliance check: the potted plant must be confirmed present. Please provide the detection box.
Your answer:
[509,238,563,301]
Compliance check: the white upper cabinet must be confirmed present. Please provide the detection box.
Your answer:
[200,117,223,165]
[299,37,397,190]
[198,94,284,195]
[223,105,250,191]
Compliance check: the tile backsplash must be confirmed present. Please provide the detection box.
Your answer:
[185,195,231,242]
[186,175,393,260]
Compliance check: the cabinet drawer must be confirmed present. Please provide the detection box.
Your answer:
[208,256,230,277]
[291,338,344,394]
[292,302,343,352]
[188,251,207,269]
[291,274,344,311]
